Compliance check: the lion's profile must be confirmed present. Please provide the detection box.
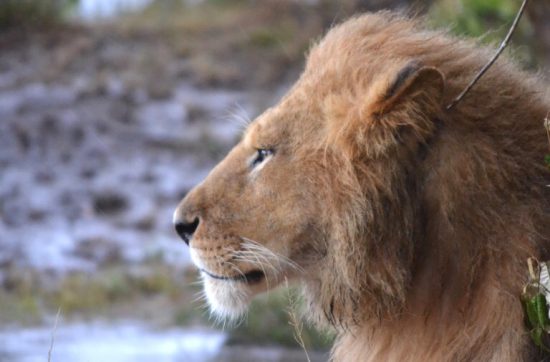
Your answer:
[173,12,550,361]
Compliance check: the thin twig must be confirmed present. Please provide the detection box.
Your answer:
[446,0,530,110]
[48,307,61,362]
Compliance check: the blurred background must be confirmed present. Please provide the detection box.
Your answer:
[0,0,548,361]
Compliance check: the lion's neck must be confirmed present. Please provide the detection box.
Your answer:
[330,258,531,362]
[332,306,526,362]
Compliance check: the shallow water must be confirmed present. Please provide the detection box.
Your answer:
[0,322,226,362]
[76,0,153,20]
[0,322,328,362]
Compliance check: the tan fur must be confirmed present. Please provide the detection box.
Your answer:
[174,12,550,361]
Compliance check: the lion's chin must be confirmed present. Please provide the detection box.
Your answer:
[203,278,252,319]
[202,273,278,320]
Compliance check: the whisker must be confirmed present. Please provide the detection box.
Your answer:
[192,290,208,304]
[233,250,279,274]
[224,102,252,132]
[239,250,270,274]
[241,237,304,273]
[188,280,204,287]
[226,260,247,280]
[232,250,274,289]
[239,245,290,272]
[233,102,252,126]
[226,245,280,277]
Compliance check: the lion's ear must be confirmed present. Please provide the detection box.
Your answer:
[369,62,445,116]
[323,62,445,158]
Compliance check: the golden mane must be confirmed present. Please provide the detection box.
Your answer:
[289,12,550,361]
[174,12,550,361]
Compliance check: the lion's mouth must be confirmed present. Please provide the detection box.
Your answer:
[200,268,265,284]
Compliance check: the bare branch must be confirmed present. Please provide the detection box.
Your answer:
[446,0,530,110]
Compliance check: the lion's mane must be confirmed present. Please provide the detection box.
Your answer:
[294,12,550,362]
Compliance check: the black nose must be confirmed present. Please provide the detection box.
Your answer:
[174,218,199,245]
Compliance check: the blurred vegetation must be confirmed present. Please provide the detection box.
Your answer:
[124,0,546,84]
[429,0,537,67]
[0,0,545,83]
[0,262,331,351]
[116,0,323,87]
[0,292,41,326]
[430,0,522,36]
[225,288,334,350]
[0,0,78,30]
[0,262,202,324]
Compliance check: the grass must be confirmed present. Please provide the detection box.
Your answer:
[0,292,42,326]
[0,262,332,351]
[46,264,195,317]
[0,262,197,323]
[0,260,335,358]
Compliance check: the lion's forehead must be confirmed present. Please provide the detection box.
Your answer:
[242,123,257,149]
[243,108,292,147]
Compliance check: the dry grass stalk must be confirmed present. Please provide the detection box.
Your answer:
[48,307,61,362]
[285,279,311,362]
[545,112,549,146]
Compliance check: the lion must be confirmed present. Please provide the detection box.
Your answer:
[173,12,550,361]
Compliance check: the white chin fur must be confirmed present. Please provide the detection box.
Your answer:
[203,277,252,320]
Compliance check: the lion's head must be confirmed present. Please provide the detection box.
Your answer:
[173,12,449,325]
[173,17,550,361]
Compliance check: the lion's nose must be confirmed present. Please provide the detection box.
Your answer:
[174,217,199,246]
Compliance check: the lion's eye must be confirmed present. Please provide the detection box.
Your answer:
[251,148,274,168]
